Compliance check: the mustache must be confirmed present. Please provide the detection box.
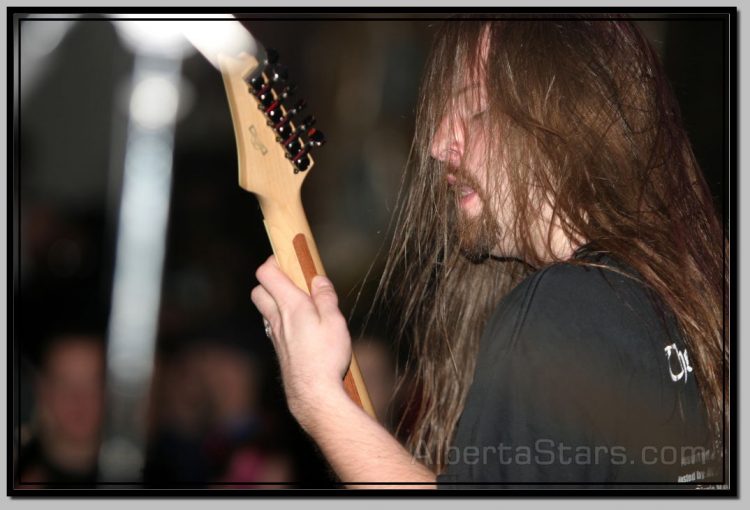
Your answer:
[442,164,486,197]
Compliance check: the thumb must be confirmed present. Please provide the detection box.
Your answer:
[311,275,339,316]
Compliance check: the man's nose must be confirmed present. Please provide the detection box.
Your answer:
[430,114,463,167]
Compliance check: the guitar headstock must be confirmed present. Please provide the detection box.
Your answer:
[219,49,326,201]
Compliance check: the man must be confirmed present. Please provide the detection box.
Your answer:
[251,16,726,488]
[17,333,105,487]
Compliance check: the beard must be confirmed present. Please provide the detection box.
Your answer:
[448,178,500,263]
[456,205,498,263]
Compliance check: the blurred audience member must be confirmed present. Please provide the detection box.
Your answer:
[144,339,297,487]
[17,333,105,487]
[143,346,212,484]
[218,445,295,489]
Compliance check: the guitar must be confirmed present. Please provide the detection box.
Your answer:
[218,48,376,419]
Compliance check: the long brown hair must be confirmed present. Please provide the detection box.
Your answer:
[376,15,727,472]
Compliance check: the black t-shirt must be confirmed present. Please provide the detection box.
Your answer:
[437,251,721,488]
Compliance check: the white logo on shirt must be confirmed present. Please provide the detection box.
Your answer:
[664,343,693,383]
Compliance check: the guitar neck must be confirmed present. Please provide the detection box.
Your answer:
[218,50,376,420]
[260,196,323,290]
[260,198,377,419]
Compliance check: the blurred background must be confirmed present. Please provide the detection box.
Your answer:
[12,12,728,488]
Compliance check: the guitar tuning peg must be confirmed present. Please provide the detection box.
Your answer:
[280,82,297,100]
[264,48,279,66]
[268,64,288,83]
[256,85,275,109]
[288,99,306,116]
[275,119,296,141]
[298,115,315,131]
[306,128,326,148]
[266,102,284,125]
[247,73,266,93]
[293,150,312,173]
[284,134,303,157]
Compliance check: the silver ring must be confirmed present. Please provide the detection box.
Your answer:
[263,318,273,339]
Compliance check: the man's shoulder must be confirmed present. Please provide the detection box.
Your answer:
[493,256,657,333]
[483,255,671,375]
[532,255,648,307]
[477,257,688,434]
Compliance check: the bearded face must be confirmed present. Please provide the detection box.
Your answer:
[443,164,500,262]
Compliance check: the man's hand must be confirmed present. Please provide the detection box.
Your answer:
[251,255,436,488]
[251,255,351,430]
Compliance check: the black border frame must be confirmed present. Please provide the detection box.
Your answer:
[7,5,737,497]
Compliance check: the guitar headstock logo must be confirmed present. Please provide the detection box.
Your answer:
[245,48,326,173]
[248,125,268,155]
